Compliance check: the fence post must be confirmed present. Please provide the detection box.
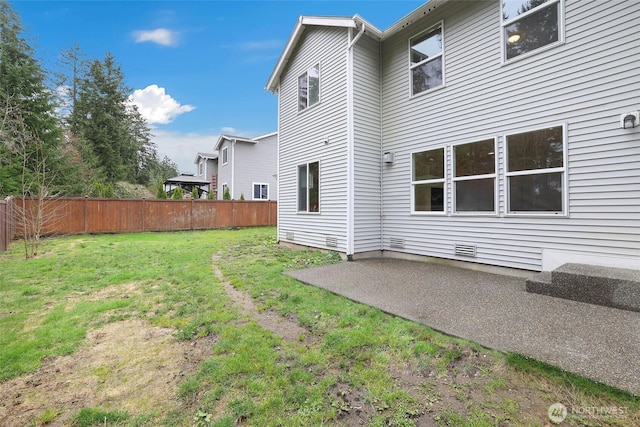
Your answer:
[232,200,235,228]
[142,198,146,232]
[0,198,6,252]
[83,196,88,234]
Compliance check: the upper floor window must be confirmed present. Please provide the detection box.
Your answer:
[198,162,204,175]
[506,126,565,213]
[253,183,269,200]
[298,63,320,111]
[502,0,561,61]
[409,24,443,96]
[412,148,445,213]
[298,161,319,212]
[221,146,228,165]
[453,139,496,213]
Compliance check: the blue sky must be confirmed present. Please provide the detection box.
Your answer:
[12,0,425,173]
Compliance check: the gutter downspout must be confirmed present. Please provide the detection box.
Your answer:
[345,22,366,261]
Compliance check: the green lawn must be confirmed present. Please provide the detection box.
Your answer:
[0,228,637,426]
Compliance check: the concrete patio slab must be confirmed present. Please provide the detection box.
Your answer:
[286,258,640,395]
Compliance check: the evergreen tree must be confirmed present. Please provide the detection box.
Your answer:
[172,186,183,199]
[156,179,167,199]
[70,53,156,185]
[0,0,66,196]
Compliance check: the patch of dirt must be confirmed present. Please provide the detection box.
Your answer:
[0,319,215,427]
[64,282,145,311]
[213,261,313,344]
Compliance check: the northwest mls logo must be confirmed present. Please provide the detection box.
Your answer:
[548,403,568,424]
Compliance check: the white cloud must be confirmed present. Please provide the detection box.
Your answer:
[132,28,179,46]
[153,130,218,174]
[129,85,195,125]
[220,127,237,134]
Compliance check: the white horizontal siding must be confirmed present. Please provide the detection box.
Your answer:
[353,34,383,253]
[381,0,640,271]
[278,26,350,251]
[233,134,278,201]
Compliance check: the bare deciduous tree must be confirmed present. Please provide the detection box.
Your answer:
[1,96,67,258]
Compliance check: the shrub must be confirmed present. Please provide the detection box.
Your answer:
[172,186,184,199]
[156,179,167,199]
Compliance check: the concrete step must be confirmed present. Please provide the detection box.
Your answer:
[526,263,640,313]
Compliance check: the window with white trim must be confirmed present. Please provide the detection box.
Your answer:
[198,161,204,175]
[253,183,269,200]
[221,183,229,200]
[502,0,561,61]
[506,126,565,213]
[298,63,320,111]
[412,148,445,213]
[221,146,228,165]
[298,161,319,212]
[410,24,443,96]
[453,139,496,213]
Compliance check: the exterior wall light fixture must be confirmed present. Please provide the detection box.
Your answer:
[621,111,639,129]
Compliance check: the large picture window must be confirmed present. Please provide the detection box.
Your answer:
[412,148,445,213]
[506,126,565,213]
[453,139,496,213]
[298,161,319,212]
[502,0,561,61]
[409,25,443,96]
[298,63,320,111]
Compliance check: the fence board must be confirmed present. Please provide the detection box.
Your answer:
[0,198,11,252]
[0,198,277,250]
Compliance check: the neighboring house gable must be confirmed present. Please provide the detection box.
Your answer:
[194,152,218,198]
[214,133,278,201]
[267,0,640,272]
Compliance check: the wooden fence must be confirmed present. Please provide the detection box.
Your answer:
[0,197,15,252]
[1,197,277,251]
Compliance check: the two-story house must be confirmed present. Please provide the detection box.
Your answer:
[266,0,640,272]
[214,132,278,201]
[194,152,219,198]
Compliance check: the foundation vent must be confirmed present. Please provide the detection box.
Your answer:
[325,236,338,248]
[390,237,405,249]
[455,244,477,257]
[285,231,294,241]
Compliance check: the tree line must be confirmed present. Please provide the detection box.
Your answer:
[0,0,178,199]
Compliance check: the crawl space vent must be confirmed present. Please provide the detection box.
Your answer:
[325,236,338,248]
[455,244,477,257]
[285,232,294,241]
[390,237,405,249]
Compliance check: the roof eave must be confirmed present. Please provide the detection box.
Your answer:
[214,134,258,151]
[382,0,451,39]
[265,15,377,93]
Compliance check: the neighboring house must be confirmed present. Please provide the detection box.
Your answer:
[266,0,640,272]
[194,152,219,198]
[214,132,278,201]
